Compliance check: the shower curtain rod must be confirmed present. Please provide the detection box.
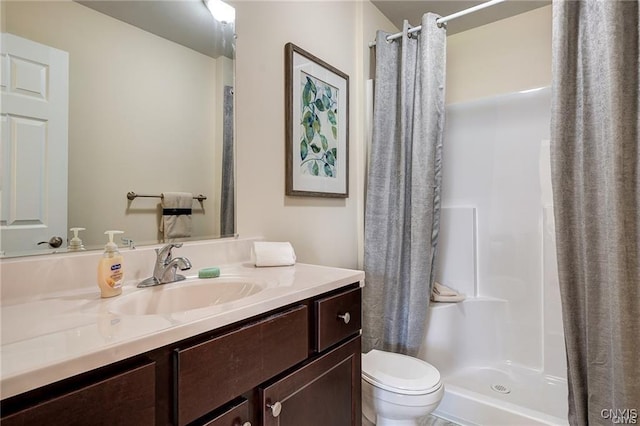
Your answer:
[368,0,506,47]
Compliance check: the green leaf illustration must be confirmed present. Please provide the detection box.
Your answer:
[311,161,319,176]
[326,148,335,166]
[307,76,317,96]
[331,125,337,140]
[327,109,337,125]
[313,116,321,134]
[322,94,331,110]
[303,82,312,107]
[300,139,308,160]
[320,134,328,151]
[331,148,337,159]
[306,126,315,144]
[302,111,314,142]
[302,77,318,102]
[310,143,321,154]
[315,98,326,111]
[324,163,333,177]
[325,86,332,99]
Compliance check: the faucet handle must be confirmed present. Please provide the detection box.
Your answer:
[156,242,183,263]
[122,237,135,249]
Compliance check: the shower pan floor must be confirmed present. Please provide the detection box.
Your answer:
[434,363,568,426]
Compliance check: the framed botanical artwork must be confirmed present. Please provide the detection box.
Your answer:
[285,42,349,198]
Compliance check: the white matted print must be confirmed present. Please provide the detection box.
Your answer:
[285,43,349,198]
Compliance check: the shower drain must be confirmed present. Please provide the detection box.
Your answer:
[490,383,511,394]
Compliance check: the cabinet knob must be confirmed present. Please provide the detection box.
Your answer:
[337,312,351,324]
[267,401,282,417]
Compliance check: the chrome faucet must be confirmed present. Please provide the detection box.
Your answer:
[138,243,192,288]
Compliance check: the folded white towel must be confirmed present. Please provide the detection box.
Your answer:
[160,192,193,239]
[252,242,296,267]
[431,281,466,303]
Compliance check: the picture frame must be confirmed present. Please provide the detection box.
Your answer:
[285,42,349,198]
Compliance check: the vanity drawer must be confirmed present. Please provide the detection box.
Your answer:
[175,305,309,425]
[314,287,362,352]
[1,360,155,426]
[200,397,250,426]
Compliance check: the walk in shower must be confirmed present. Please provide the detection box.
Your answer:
[419,87,568,425]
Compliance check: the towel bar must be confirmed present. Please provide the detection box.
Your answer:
[127,192,207,202]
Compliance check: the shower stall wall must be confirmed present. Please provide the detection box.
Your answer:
[418,87,568,425]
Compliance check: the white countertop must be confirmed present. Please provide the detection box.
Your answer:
[0,262,364,399]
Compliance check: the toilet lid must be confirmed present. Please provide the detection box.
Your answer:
[362,350,441,395]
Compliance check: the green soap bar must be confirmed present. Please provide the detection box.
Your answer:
[198,267,220,278]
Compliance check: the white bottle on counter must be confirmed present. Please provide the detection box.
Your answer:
[68,227,86,251]
[97,230,124,298]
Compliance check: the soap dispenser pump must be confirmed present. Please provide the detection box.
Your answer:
[68,227,86,251]
[97,230,125,298]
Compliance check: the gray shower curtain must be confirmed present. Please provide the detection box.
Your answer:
[551,1,640,424]
[220,86,234,237]
[363,14,446,356]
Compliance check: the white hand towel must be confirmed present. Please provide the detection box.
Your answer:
[252,242,296,267]
[431,281,466,302]
[160,192,193,239]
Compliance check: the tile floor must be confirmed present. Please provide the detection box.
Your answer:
[363,415,459,426]
[420,415,459,426]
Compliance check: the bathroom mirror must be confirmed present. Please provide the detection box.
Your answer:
[1,0,235,257]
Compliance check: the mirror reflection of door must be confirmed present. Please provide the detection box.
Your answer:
[1,33,69,255]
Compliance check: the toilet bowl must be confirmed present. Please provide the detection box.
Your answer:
[362,349,444,426]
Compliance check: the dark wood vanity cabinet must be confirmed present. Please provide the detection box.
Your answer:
[181,284,362,426]
[0,284,362,426]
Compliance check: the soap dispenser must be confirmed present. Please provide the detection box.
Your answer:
[97,230,125,298]
[68,227,86,251]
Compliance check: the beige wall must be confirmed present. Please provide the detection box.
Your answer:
[5,1,221,249]
[235,1,394,268]
[234,1,358,268]
[446,5,552,104]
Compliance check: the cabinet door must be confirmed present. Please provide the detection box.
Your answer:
[260,336,361,426]
[1,361,155,426]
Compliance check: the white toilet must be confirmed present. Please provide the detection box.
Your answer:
[362,349,444,426]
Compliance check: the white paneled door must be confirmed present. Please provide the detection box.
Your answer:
[1,33,69,255]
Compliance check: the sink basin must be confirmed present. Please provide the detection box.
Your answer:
[110,277,264,315]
